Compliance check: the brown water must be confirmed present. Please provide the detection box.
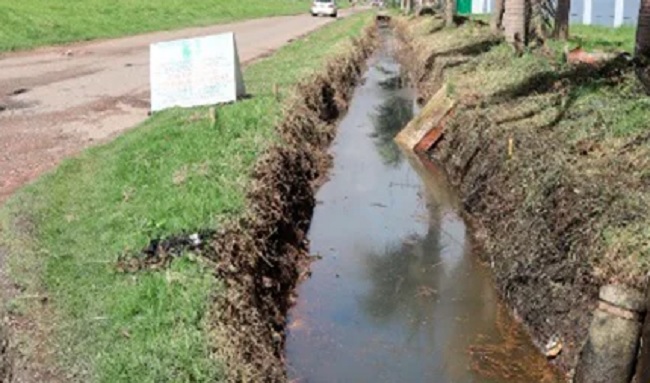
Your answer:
[285,29,562,383]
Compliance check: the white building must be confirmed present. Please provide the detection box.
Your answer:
[465,0,639,27]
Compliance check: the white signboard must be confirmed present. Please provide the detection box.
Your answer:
[150,32,246,112]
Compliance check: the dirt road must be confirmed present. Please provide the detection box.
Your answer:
[0,10,360,203]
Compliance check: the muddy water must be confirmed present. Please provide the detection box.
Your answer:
[285,30,561,383]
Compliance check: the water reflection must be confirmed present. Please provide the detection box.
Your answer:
[369,27,414,168]
[378,73,404,90]
[285,30,561,383]
[371,93,413,167]
[360,225,442,327]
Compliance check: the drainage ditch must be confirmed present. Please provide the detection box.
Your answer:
[285,26,561,383]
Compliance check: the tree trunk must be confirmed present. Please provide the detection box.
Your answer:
[403,0,413,13]
[504,0,527,49]
[529,0,550,43]
[491,0,506,33]
[553,0,570,40]
[636,0,650,62]
[445,0,456,27]
[636,0,650,94]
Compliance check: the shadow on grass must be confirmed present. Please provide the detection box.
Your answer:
[437,38,502,58]
[491,57,629,100]
[572,37,626,50]
[429,23,445,34]
[453,15,488,27]
[487,55,634,129]
[422,38,501,74]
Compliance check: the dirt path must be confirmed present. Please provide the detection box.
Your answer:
[0,10,360,203]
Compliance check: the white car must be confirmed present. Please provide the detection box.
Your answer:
[311,0,338,17]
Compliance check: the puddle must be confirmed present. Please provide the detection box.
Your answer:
[285,29,562,383]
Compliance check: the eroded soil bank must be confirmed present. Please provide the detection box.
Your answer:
[394,14,650,377]
[285,27,560,383]
[192,23,378,382]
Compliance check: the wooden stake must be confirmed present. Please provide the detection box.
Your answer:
[508,137,514,158]
[273,83,279,101]
[209,106,217,128]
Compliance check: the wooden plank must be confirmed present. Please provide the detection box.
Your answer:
[413,106,455,154]
[394,84,455,152]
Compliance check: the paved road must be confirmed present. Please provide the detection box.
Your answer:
[0,9,361,202]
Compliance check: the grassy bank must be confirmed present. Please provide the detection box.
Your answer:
[397,15,649,371]
[566,24,636,52]
[0,0,315,52]
[0,12,372,382]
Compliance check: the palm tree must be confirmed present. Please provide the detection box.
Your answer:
[637,0,650,93]
[491,0,506,33]
[503,0,527,50]
[446,0,456,27]
[553,0,570,40]
[402,0,414,14]
[637,0,650,62]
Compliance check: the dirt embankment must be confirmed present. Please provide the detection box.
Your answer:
[192,25,377,382]
[395,16,650,374]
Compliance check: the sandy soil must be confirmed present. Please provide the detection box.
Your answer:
[0,10,359,203]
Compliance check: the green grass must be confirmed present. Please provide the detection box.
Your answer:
[541,23,636,54]
[406,16,649,282]
[0,12,372,382]
[568,24,636,52]
[0,0,315,52]
[396,16,645,140]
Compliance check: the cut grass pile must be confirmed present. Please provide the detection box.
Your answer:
[0,0,315,52]
[0,12,372,382]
